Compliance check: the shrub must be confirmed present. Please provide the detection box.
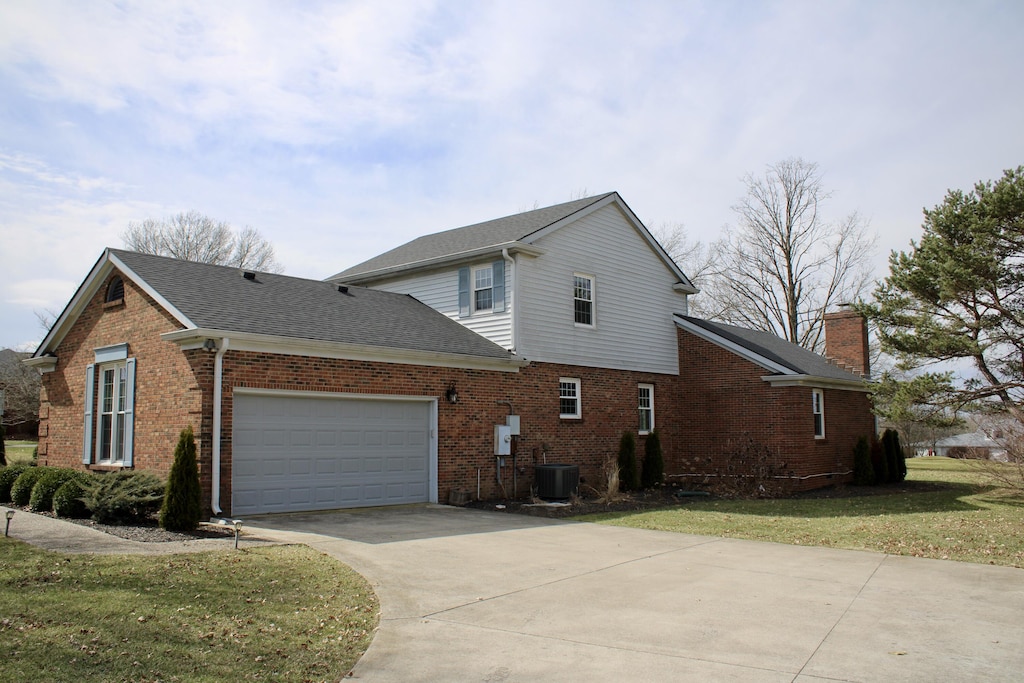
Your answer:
[853,436,874,486]
[29,468,82,512]
[617,431,639,492]
[641,430,664,489]
[11,467,46,506]
[160,426,203,532]
[871,439,888,485]
[80,470,165,524]
[53,478,90,519]
[0,464,30,503]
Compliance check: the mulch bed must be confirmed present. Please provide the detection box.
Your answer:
[13,505,237,543]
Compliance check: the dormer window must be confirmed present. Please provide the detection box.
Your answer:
[105,276,125,303]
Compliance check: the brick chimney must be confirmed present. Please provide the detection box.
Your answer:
[824,306,870,378]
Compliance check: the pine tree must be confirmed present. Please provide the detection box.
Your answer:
[852,436,874,486]
[160,426,203,532]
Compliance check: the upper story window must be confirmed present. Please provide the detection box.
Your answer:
[105,276,125,303]
[812,389,825,439]
[559,378,581,419]
[474,267,493,311]
[638,383,654,434]
[574,274,594,326]
[458,262,506,317]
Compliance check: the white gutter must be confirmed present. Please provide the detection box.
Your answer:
[501,247,517,353]
[211,337,228,515]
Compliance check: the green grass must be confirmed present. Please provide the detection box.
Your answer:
[0,542,379,682]
[4,439,37,466]
[578,458,1024,568]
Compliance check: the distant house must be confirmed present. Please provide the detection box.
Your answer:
[933,431,1008,461]
[27,192,875,517]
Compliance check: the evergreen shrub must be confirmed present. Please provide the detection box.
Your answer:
[617,431,639,491]
[80,470,165,523]
[29,468,83,512]
[11,467,46,506]
[852,436,874,486]
[53,478,90,519]
[641,430,664,489]
[160,426,203,532]
[0,464,30,503]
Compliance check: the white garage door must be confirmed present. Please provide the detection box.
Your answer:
[232,393,433,516]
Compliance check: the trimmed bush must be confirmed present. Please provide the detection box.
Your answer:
[53,478,90,519]
[29,468,82,512]
[881,429,906,484]
[80,470,165,524]
[871,439,888,485]
[0,464,30,503]
[160,426,203,532]
[641,430,664,489]
[11,467,46,506]
[853,436,874,486]
[617,431,639,492]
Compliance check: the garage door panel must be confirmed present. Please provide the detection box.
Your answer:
[232,394,432,515]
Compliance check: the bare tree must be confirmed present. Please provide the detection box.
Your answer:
[650,222,721,315]
[704,159,876,351]
[121,211,283,272]
[0,349,40,430]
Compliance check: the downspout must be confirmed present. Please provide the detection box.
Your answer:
[502,248,517,353]
[211,337,229,516]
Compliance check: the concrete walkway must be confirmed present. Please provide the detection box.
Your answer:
[6,503,1024,681]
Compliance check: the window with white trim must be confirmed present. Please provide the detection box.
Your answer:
[84,344,136,466]
[812,389,824,439]
[473,266,493,312]
[573,274,594,326]
[638,383,654,434]
[559,378,581,419]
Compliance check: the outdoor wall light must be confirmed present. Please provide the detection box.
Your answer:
[445,381,459,404]
[203,338,217,352]
[233,519,243,549]
[4,509,13,537]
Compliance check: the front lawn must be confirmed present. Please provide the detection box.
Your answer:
[0,542,379,682]
[578,458,1024,568]
[3,439,36,466]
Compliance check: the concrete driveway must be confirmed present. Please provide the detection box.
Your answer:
[247,505,1024,682]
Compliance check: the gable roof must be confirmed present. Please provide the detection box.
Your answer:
[330,192,697,291]
[33,249,521,368]
[675,315,869,388]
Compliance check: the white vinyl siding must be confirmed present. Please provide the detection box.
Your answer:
[371,266,513,349]
[517,204,686,374]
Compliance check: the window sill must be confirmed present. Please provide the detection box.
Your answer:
[103,299,125,310]
[88,463,128,472]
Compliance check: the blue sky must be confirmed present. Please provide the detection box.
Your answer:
[1,0,1022,351]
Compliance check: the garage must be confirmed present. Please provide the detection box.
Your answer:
[231,392,435,516]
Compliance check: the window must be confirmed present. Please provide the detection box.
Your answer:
[84,344,135,466]
[559,378,581,419]
[812,389,824,439]
[638,384,654,434]
[474,267,493,311]
[458,262,505,317]
[573,274,594,326]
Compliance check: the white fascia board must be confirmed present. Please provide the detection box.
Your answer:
[762,374,873,392]
[674,315,796,375]
[161,328,529,372]
[334,242,544,285]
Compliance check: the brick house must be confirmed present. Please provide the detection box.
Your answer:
[27,192,874,516]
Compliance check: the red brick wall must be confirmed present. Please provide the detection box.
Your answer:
[673,327,875,493]
[824,309,870,377]
[216,352,675,513]
[38,272,202,478]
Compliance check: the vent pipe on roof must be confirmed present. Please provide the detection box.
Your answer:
[337,285,349,293]
[241,271,256,280]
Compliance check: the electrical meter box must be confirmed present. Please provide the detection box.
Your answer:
[506,414,521,435]
[494,425,512,455]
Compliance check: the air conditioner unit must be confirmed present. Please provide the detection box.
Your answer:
[534,464,579,501]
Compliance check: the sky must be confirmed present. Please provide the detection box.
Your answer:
[1,0,1022,352]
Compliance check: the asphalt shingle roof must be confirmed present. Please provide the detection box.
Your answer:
[678,315,866,382]
[111,249,514,360]
[330,193,617,280]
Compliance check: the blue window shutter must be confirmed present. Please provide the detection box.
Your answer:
[492,261,505,313]
[123,358,136,467]
[83,363,95,464]
[458,267,470,317]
